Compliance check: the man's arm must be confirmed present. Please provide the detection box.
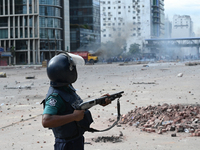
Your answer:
[42,110,85,128]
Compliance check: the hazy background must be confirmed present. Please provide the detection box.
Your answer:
[165,0,200,36]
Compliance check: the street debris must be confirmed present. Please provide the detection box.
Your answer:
[177,73,183,77]
[4,85,31,90]
[185,62,200,66]
[0,72,6,77]
[92,135,123,143]
[25,76,35,79]
[120,103,200,137]
[143,65,149,67]
[132,82,156,84]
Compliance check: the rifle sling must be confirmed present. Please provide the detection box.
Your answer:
[78,99,121,132]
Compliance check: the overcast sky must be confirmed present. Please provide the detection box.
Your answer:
[164,0,200,35]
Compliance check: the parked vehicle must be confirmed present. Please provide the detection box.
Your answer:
[70,51,98,64]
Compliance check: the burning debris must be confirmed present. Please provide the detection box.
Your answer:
[119,103,200,136]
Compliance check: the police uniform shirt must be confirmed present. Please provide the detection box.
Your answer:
[43,93,66,115]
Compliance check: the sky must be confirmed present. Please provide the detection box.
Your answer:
[164,0,200,36]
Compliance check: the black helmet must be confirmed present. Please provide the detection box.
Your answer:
[47,52,77,87]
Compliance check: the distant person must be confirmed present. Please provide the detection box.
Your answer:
[41,52,111,150]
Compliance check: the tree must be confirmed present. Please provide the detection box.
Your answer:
[129,43,141,55]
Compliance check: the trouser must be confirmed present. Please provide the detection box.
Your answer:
[54,136,84,150]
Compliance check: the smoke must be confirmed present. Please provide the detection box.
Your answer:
[157,43,198,60]
[96,21,141,60]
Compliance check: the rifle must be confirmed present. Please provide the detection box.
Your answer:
[77,91,124,132]
[77,91,124,110]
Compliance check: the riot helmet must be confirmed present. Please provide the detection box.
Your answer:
[47,52,83,87]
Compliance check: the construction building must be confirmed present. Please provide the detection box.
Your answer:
[0,0,70,65]
[100,0,165,50]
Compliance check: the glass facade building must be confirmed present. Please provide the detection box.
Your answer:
[0,0,68,65]
[69,0,101,51]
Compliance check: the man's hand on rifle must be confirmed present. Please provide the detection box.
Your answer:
[100,94,111,107]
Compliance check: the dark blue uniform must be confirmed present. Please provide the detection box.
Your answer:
[43,85,93,150]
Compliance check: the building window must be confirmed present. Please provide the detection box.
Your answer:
[108,1,110,4]
[118,6,121,9]
[133,17,136,19]
[108,7,110,9]
[103,23,106,26]
[118,1,121,3]
[118,12,121,14]
[104,34,106,37]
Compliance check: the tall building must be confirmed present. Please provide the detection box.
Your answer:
[100,0,165,50]
[171,15,193,38]
[0,0,70,65]
[69,0,101,52]
[164,16,172,38]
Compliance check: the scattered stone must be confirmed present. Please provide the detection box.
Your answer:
[177,73,183,77]
[171,133,176,137]
[25,76,35,79]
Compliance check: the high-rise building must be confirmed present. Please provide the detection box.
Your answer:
[171,15,194,38]
[164,16,172,38]
[69,0,101,52]
[100,0,165,50]
[0,0,70,65]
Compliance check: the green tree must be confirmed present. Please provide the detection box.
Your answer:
[129,43,141,55]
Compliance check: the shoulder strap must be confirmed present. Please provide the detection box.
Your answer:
[78,99,121,132]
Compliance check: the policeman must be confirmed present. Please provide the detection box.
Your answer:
[41,52,110,150]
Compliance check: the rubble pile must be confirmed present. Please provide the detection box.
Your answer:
[119,103,200,136]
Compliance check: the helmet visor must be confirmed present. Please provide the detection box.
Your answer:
[68,53,85,66]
